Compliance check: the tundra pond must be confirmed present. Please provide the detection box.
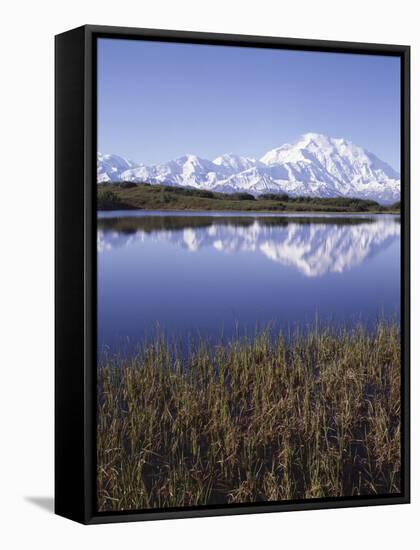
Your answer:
[97,211,400,355]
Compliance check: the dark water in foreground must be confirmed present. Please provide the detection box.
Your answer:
[97,211,400,355]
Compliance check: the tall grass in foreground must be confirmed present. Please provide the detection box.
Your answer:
[97,322,401,511]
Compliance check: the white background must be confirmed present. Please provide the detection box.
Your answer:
[1,0,418,548]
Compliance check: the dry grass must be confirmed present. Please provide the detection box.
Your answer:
[97,322,401,511]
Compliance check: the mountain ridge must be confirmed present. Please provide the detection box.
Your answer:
[97,133,400,204]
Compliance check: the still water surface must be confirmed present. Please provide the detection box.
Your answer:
[97,211,400,355]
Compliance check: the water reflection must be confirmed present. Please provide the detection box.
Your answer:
[97,214,400,278]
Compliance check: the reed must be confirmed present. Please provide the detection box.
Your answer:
[97,322,401,511]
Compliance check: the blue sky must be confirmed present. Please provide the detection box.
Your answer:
[98,38,401,170]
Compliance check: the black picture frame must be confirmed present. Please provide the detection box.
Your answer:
[55,24,410,524]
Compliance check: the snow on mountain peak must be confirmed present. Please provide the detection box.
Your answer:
[213,153,257,173]
[97,134,400,204]
[97,153,140,183]
[180,154,202,165]
[300,132,332,144]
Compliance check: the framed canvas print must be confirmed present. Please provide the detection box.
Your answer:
[55,25,410,524]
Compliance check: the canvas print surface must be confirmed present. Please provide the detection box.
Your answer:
[96,38,401,512]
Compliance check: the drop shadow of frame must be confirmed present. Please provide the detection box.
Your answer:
[25,496,54,514]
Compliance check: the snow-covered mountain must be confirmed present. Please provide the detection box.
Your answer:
[97,153,139,183]
[97,133,400,204]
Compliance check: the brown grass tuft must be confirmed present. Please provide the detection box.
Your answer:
[97,322,401,511]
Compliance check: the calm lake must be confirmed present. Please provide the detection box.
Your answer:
[97,211,400,355]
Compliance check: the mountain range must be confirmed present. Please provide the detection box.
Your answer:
[98,133,400,204]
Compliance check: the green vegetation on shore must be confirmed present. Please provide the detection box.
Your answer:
[97,183,400,213]
[97,322,401,511]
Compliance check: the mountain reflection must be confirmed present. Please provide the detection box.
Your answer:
[97,215,400,278]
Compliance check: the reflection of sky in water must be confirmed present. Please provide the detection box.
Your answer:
[97,213,400,354]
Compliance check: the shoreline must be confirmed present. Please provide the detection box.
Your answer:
[97,183,400,215]
[97,207,400,215]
